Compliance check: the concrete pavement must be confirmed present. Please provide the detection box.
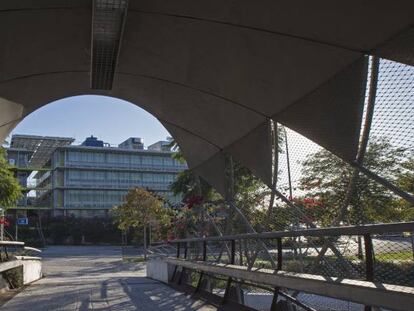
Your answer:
[1,246,216,311]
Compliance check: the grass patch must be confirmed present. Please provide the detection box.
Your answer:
[375,251,413,261]
[123,257,146,263]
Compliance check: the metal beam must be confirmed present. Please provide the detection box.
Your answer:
[91,0,129,90]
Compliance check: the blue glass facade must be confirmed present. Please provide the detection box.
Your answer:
[50,145,187,217]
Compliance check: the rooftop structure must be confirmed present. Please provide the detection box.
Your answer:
[81,135,105,147]
[148,137,174,152]
[10,134,74,168]
[118,137,144,150]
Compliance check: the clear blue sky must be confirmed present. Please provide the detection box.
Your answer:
[9,95,171,147]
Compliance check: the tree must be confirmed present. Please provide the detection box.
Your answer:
[397,154,414,194]
[0,147,22,207]
[170,169,216,202]
[112,188,170,259]
[299,138,412,226]
[394,154,414,220]
[168,125,284,236]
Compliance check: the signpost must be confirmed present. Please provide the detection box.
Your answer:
[17,217,29,226]
[15,217,29,240]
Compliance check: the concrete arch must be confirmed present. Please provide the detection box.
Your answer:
[1,0,413,193]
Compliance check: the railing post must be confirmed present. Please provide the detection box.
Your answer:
[364,234,374,281]
[230,239,235,264]
[277,237,283,270]
[170,242,180,283]
[176,242,180,258]
[222,239,236,304]
[203,240,207,261]
[364,233,374,311]
[196,240,207,292]
[178,242,189,285]
[184,242,188,259]
[271,238,283,310]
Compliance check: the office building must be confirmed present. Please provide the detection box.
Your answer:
[6,134,187,218]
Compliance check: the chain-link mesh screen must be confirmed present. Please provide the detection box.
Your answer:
[151,56,413,311]
[369,60,414,156]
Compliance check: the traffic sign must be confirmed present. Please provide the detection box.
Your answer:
[17,217,28,225]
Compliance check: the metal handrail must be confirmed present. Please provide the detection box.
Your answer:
[152,221,414,311]
[0,241,25,246]
[166,221,414,244]
[24,246,42,253]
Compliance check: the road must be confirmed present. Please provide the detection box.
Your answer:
[1,246,216,311]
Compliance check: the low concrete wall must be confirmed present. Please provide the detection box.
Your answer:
[0,274,9,293]
[0,258,42,289]
[21,259,42,285]
[146,257,174,283]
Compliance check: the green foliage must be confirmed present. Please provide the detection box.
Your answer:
[171,159,265,205]
[170,169,216,201]
[168,135,278,235]
[112,187,171,233]
[397,155,414,194]
[231,162,268,231]
[393,155,414,220]
[0,147,22,207]
[299,138,413,225]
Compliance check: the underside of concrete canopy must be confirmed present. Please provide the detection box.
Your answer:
[1,0,413,194]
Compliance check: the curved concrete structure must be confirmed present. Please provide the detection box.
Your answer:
[1,1,413,193]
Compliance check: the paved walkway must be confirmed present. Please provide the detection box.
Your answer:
[2,246,216,311]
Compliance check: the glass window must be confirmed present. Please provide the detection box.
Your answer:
[153,156,162,165]
[107,153,119,163]
[142,156,152,165]
[131,155,141,165]
[164,157,173,166]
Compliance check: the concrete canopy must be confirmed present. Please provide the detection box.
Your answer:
[1,0,413,193]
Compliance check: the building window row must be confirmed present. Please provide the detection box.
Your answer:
[65,150,186,168]
[65,170,176,184]
[63,190,176,208]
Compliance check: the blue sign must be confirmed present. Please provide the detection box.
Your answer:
[17,218,28,225]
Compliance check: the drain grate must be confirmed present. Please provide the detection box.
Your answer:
[91,0,128,90]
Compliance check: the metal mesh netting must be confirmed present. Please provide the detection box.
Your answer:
[369,59,414,156]
[143,56,414,311]
[274,57,414,227]
[91,0,128,90]
[171,56,412,311]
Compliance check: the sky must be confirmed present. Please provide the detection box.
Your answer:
[9,95,171,148]
[6,94,317,195]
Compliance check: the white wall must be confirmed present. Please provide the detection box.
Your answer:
[22,259,42,285]
[146,257,174,283]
